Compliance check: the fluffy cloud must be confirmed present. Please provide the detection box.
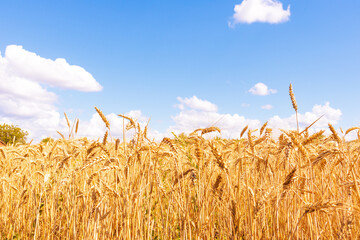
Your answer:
[176,96,218,112]
[75,110,161,141]
[168,110,260,139]
[0,45,102,141]
[249,82,277,96]
[58,101,343,142]
[61,99,343,142]
[229,0,290,26]
[166,97,342,139]
[4,45,102,91]
[261,104,273,110]
[66,100,345,142]
[0,111,65,141]
[166,96,260,138]
[268,102,342,136]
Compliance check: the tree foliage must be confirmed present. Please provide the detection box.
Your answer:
[0,123,28,145]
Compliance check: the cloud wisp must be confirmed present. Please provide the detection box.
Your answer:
[229,0,290,26]
[261,104,273,110]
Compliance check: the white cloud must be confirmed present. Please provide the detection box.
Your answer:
[76,111,146,139]
[0,45,102,141]
[72,110,164,142]
[2,108,156,142]
[67,99,343,142]
[168,110,260,139]
[4,45,102,91]
[268,102,342,136]
[249,82,277,96]
[166,97,342,139]
[0,111,66,141]
[261,104,273,110]
[74,100,343,142]
[168,96,260,138]
[64,101,345,142]
[176,96,218,112]
[229,0,290,26]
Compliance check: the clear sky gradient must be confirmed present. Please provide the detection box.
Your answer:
[0,0,359,141]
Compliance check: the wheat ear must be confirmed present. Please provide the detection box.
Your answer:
[260,121,268,136]
[64,112,70,129]
[201,126,221,135]
[240,125,248,138]
[75,119,79,135]
[95,107,110,129]
[289,84,299,132]
[328,123,342,144]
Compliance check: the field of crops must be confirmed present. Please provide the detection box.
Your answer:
[1,88,360,239]
[1,117,360,239]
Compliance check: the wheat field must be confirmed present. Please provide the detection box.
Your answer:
[1,89,360,239]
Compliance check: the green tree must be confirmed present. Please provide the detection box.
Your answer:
[0,123,28,145]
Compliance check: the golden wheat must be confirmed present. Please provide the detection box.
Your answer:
[95,106,110,129]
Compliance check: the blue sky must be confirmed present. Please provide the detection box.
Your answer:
[0,0,359,141]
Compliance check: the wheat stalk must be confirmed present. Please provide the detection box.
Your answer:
[260,121,268,136]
